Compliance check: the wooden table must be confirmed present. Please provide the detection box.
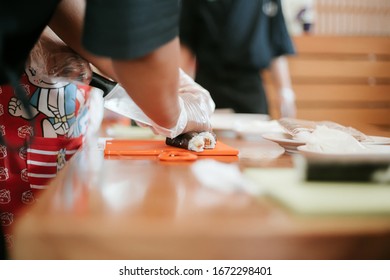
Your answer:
[9,124,390,260]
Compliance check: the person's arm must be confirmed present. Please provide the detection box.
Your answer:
[49,0,213,136]
[270,56,297,118]
[49,0,180,129]
[113,38,181,129]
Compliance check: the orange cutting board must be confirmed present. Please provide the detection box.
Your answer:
[104,139,239,157]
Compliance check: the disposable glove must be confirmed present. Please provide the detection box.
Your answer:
[27,35,92,84]
[102,69,215,138]
[177,69,215,133]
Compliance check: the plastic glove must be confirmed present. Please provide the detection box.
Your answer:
[279,87,297,118]
[177,69,215,133]
[27,35,92,84]
[103,69,215,138]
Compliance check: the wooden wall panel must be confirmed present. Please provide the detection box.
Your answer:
[264,36,390,131]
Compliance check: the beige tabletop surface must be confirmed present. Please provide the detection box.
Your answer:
[9,119,390,260]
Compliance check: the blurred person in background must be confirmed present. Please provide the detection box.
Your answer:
[180,0,296,117]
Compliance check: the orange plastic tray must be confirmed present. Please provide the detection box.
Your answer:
[104,139,239,157]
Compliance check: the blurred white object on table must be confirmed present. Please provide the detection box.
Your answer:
[210,110,286,139]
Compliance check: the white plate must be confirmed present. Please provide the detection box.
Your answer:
[261,132,305,145]
[261,132,390,153]
[261,132,305,152]
[362,136,390,145]
[297,144,390,159]
[236,139,286,160]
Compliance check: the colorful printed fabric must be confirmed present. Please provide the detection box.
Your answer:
[0,73,96,249]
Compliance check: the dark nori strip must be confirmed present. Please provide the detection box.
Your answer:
[166,131,199,149]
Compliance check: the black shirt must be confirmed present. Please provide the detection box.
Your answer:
[180,0,295,113]
[83,0,179,59]
[0,0,180,84]
[0,0,60,84]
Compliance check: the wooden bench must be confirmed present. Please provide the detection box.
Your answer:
[264,36,390,133]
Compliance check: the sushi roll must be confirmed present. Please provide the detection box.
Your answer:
[198,131,217,149]
[166,131,205,152]
[166,131,217,152]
